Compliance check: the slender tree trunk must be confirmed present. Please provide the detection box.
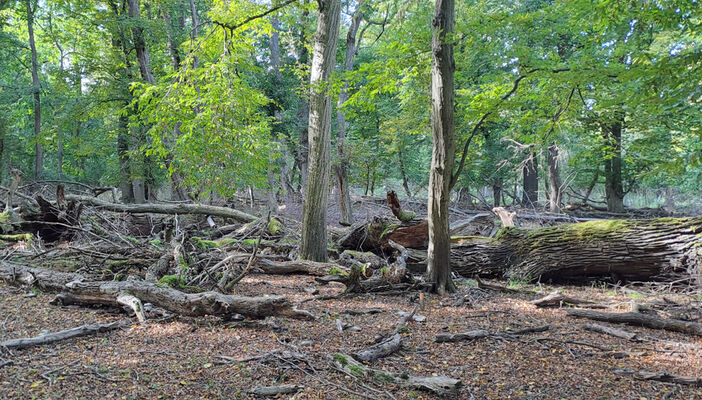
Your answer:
[334,4,363,225]
[297,3,311,191]
[547,143,562,212]
[187,0,200,68]
[427,0,456,294]
[26,0,42,181]
[492,181,501,207]
[604,113,625,213]
[162,10,181,70]
[300,0,341,262]
[522,151,538,207]
[398,147,412,198]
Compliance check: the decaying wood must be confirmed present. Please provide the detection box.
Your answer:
[256,259,340,276]
[353,305,419,362]
[451,216,702,283]
[531,291,603,308]
[435,325,549,343]
[492,207,517,227]
[0,320,128,350]
[250,384,303,396]
[567,309,702,336]
[64,194,257,223]
[582,323,641,341]
[0,263,313,320]
[612,368,702,387]
[331,353,461,396]
[386,190,416,222]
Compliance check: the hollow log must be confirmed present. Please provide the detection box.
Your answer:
[0,262,313,320]
[450,216,701,283]
[64,194,257,223]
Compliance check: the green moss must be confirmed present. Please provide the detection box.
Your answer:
[149,238,163,247]
[333,353,349,366]
[328,266,348,276]
[348,364,366,377]
[0,233,33,242]
[267,218,283,235]
[157,274,184,288]
[193,237,238,249]
[396,210,415,222]
[375,372,395,383]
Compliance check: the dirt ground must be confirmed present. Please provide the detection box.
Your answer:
[2,273,701,400]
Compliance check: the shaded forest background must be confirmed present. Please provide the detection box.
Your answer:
[0,0,700,214]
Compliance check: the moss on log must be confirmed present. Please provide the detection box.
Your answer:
[451,216,702,283]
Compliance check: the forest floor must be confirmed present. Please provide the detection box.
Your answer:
[1,273,701,399]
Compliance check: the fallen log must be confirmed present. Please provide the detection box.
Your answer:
[0,262,313,320]
[435,325,549,343]
[531,291,605,308]
[256,259,340,276]
[581,323,641,341]
[331,353,461,396]
[250,385,303,397]
[64,194,257,223]
[0,320,128,350]
[567,309,702,336]
[612,368,702,387]
[450,216,702,283]
[353,305,419,362]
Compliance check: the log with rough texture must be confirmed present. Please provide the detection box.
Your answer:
[531,291,602,308]
[256,258,340,276]
[435,325,549,343]
[581,323,640,341]
[451,216,702,283]
[612,368,702,387]
[0,263,312,320]
[64,194,257,222]
[0,320,128,349]
[567,309,702,336]
[250,385,303,396]
[331,353,461,396]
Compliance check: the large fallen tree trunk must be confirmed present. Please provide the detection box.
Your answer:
[348,216,701,283]
[0,320,128,349]
[450,216,701,283]
[64,194,257,223]
[0,262,312,320]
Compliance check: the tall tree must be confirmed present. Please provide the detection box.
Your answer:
[300,0,341,262]
[334,1,363,226]
[26,0,42,180]
[427,0,456,294]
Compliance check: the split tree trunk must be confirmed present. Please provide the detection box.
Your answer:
[300,0,341,262]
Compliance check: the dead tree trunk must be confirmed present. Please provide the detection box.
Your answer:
[450,216,701,283]
[0,263,312,320]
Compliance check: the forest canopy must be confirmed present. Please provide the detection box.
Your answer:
[0,0,699,210]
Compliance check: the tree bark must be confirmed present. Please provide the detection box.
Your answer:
[0,321,128,350]
[297,2,311,190]
[398,146,413,198]
[0,263,313,320]
[127,0,155,84]
[449,216,702,283]
[547,143,562,212]
[334,3,363,226]
[604,112,624,212]
[300,0,341,262]
[522,151,538,207]
[26,0,42,181]
[427,0,457,294]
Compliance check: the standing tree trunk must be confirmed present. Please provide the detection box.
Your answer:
[297,2,311,191]
[604,113,624,213]
[398,146,412,199]
[522,151,538,207]
[300,0,341,262]
[26,0,42,181]
[547,143,562,212]
[127,0,155,85]
[492,180,501,207]
[334,3,363,226]
[427,0,456,294]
